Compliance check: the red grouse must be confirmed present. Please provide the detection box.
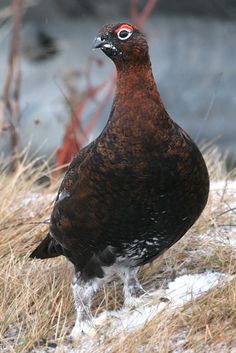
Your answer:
[30,23,209,339]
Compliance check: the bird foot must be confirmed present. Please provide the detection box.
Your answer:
[69,320,98,343]
[124,295,143,308]
[69,312,116,343]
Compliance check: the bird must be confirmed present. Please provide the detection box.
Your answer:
[30,22,209,339]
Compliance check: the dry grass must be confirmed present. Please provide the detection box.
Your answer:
[0,148,236,353]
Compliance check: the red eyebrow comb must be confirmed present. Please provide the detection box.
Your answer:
[115,24,133,33]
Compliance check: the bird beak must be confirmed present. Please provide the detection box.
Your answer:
[92,36,108,49]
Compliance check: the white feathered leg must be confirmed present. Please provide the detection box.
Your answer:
[70,273,102,340]
[118,267,145,307]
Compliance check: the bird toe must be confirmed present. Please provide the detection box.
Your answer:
[69,321,98,343]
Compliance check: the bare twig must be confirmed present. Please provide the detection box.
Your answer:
[130,0,139,24]
[53,76,87,145]
[195,73,223,141]
[0,5,12,21]
[80,80,114,146]
[0,0,23,167]
[0,0,36,21]
[217,205,236,217]
[131,0,158,27]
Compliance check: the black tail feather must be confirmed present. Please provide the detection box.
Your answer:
[30,233,63,259]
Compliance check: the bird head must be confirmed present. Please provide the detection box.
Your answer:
[92,23,149,66]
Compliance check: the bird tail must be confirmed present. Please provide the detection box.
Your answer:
[30,233,63,259]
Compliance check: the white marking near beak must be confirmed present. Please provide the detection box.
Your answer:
[103,43,118,51]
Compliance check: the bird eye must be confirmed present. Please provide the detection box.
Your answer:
[117,29,132,41]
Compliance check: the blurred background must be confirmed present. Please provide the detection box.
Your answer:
[0,0,235,170]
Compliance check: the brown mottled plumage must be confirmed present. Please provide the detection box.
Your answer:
[30,23,209,339]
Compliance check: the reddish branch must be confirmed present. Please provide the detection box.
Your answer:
[131,0,158,27]
[81,82,113,146]
[56,0,157,172]
[56,79,114,173]
[0,0,23,163]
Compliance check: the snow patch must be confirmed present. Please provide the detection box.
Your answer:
[203,226,236,249]
[101,303,164,333]
[165,271,225,306]
[19,192,55,218]
[20,192,55,208]
[95,271,227,336]
[210,180,236,192]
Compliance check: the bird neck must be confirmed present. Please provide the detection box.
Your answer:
[115,61,164,107]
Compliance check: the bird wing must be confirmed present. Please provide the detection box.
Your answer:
[55,140,95,200]
[30,141,95,260]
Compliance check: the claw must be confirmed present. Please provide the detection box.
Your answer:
[69,320,98,343]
